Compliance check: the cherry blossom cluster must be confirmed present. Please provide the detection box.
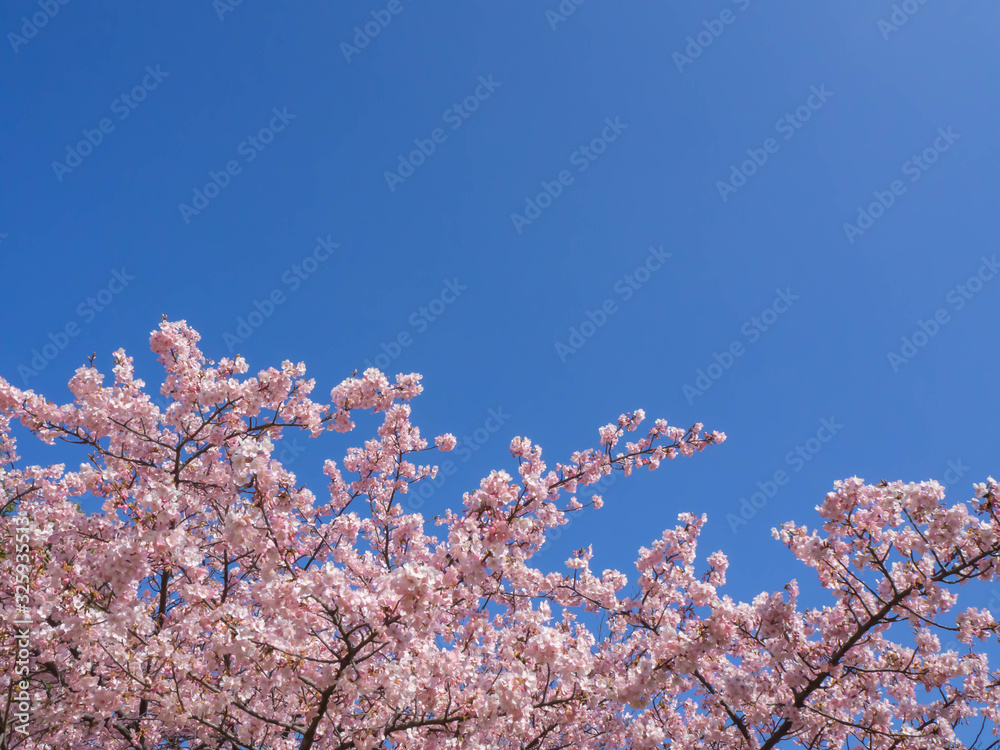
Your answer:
[0,321,996,749]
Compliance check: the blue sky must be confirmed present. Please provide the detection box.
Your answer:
[3,0,1000,609]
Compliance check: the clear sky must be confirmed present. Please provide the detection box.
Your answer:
[3,0,1000,610]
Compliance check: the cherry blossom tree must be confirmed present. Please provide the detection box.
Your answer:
[0,320,998,749]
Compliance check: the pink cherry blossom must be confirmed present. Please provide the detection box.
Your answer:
[0,321,996,749]
[435,433,457,452]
